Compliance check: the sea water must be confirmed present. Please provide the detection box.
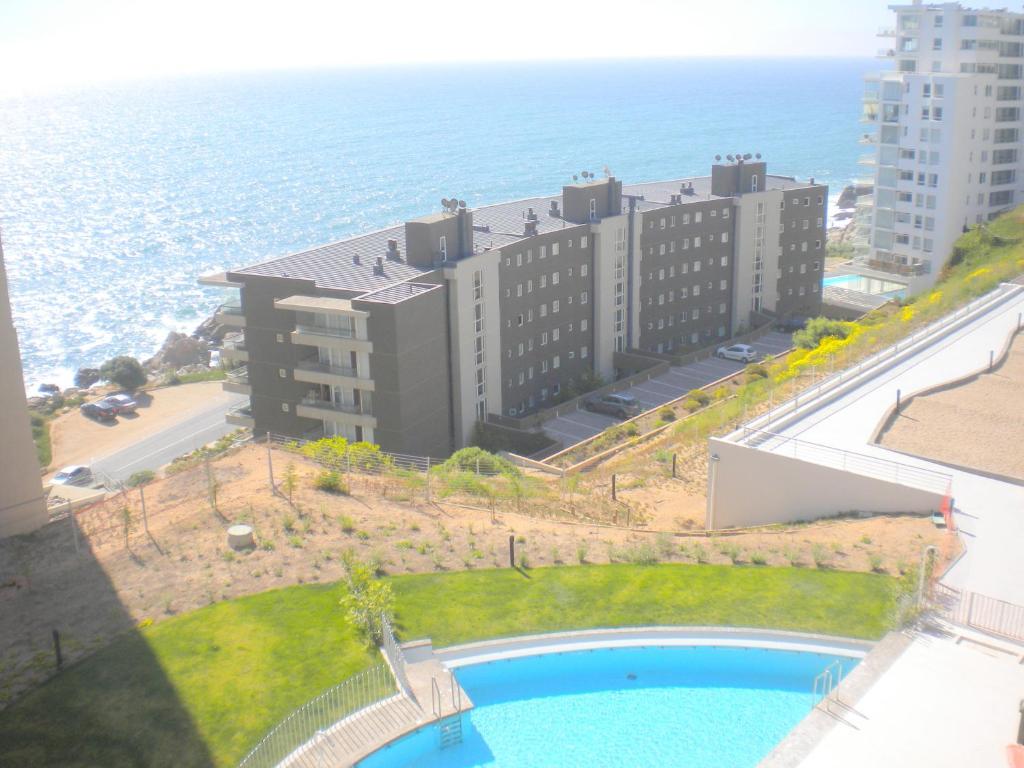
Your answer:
[0,58,874,389]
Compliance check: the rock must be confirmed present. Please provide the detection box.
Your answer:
[74,367,101,389]
[62,387,80,398]
[194,314,230,343]
[836,183,872,210]
[38,383,60,394]
[27,396,48,408]
[146,332,209,369]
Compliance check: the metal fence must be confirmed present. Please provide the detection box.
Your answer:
[735,282,1024,438]
[237,664,399,768]
[933,583,1024,643]
[739,427,952,495]
[381,614,414,701]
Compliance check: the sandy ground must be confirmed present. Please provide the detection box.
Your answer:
[0,444,952,708]
[879,333,1024,480]
[48,381,228,476]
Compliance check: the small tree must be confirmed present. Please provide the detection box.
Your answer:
[339,552,394,646]
[99,356,147,390]
[282,462,298,503]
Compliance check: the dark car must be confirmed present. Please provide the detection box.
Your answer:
[80,401,118,421]
[584,393,642,420]
[101,394,138,415]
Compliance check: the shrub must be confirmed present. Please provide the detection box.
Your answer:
[623,542,659,565]
[811,543,831,569]
[869,553,885,573]
[793,317,853,349]
[750,551,768,566]
[282,515,296,533]
[687,389,711,407]
[74,367,101,389]
[314,470,349,494]
[744,363,768,381]
[126,470,156,488]
[339,552,394,646]
[576,541,588,564]
[99,356,147,390]
[658,407,676,423]
[339,514,356,534]
[440,447,520,477]
[712,386,730,400]
[683,398,703,413]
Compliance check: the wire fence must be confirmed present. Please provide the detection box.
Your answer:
[237,663,402,768]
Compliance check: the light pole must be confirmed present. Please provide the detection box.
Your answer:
[707,453,721,531]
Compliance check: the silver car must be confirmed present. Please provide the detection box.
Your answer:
[716,344,758,363]
[52,465,94,487]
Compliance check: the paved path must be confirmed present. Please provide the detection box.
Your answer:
[91,390,246,482]
[750,285,1024,605]
[542,331,793,446]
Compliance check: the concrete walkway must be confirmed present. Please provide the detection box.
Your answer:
[747,284,1024,606]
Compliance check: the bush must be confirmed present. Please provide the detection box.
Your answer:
[440,447,520,477]
[744,363,768,381]
[792,317,853,349]
[687,389,711,407]
[683,398,703,413]
[126,470,156,488]
[314,470,349,494]
[712,386,730,400]
[339,552,394,646]
[99,356,147,390]
[658,408,676,423]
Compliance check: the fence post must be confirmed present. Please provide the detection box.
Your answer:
[139,485,148,537]
[508,535,515,568]
[67,500,79,553]
[266,440,274,491]
[672,453,677,478]
[52,629,63,670]
[611,474,616,501]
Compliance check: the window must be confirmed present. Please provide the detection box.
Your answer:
[719,279,727,290]
[682,213,690,225]
[590,198,597,221]
[580,236,588,248]
[439,235,448,261]
[553,355,560,369]
[540,303,547,318]
[516,253,522,267]
[722,208,730,219]
[552,271,560,285]
[693,284,701,296]
[516,283,523,297]
[278,368,287,378]
[541,331,548,346]
[751,175,759,192]
[695,212,703,223]
[659,217,666,230]
[527,279,533,293]
[581,346,588,359]
[721,232,729,243]
[719,302,726,314]
[720,255,728,267]
[580,263,588,277]
[693,260,701,272]
[276,333,285,343]
[517,343,524,357]
[581,319,588,331]
[517,314,524,326]
[518,372,524,385]
[552,243,560,256]
[553,328,560,341]
[540,245,547,259]
[581,291,588,305]
[540,274,547,288]
[282,403,290,412]
[694,236,702,248]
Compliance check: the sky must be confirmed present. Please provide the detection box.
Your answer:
[0,0,888,95]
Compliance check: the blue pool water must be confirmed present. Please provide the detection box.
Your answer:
[824,273,907,298]
[358,646,858,768]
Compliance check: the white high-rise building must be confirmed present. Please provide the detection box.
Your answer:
[861,2,1024,293]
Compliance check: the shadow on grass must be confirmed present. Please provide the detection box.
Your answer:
[0,517,214,767]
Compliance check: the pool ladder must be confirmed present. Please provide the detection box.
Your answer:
[431,670,464,750]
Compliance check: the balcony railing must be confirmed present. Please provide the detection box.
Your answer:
[223,335,247,352]
[294,323,357,340]
[218,301,244,316]
[226,366,249,385]
[300,396,370,415]
[296,358,360,379]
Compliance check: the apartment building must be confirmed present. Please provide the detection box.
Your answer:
[863,2,1024,291]
[0,236,47,538]
[201,159,825,455]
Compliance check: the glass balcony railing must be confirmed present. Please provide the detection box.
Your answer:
[295,357,360,379]
[294,323,358,339]
[218,300,244,316]
[299,396,370,416]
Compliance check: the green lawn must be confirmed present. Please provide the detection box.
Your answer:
[0,564,897,767]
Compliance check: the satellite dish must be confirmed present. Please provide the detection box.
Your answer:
[458,199,466,208]
[441,198,450,209]
[743,153,752,160]
[715,155,722,162]
[726,155,734,162]
[755,152,762,159]
[573,174,579,182]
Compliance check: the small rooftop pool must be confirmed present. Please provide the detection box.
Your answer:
[824,273,907,299]
[358,645,859,768]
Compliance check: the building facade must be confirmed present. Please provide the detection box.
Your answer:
[863,2,1024,291]
[201,159,826,455]
[0,236,48,538]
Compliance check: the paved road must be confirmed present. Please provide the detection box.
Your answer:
[542,331,793,446]
[91,391,247,482]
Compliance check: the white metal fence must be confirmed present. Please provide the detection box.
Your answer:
[381,614,415,701]
[740,427,952,495]
[735,282,1023,438]
[933,583,1024,643]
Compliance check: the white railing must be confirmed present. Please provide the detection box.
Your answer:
[933,583,1024,642]
[735,282,1023,439]
[381,614,415,701]
[237,664,398,768]
[740,427,951,495]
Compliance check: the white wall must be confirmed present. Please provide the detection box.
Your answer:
[706,437,945,529]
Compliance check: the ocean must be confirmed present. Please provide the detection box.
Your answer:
[0,57,873,390]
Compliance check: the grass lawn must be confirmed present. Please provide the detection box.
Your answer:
[0,564,898,767]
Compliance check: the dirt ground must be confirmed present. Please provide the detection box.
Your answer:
[0,444,953,708]
[879,333,1024,480]
[48,381,228,476]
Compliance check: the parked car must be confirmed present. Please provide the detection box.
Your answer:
[52,465,93,487]
[716,344,759,363]
[101,394,138,415]
[80,400,118,421]
[774,315,809,333]
[584,393,642,420]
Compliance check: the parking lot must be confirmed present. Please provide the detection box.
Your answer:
[542,331,793,448]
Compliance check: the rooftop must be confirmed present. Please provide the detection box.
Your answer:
[222,172,819,297]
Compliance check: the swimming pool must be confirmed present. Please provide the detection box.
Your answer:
[358,645,859,768]
[823,273,907,298]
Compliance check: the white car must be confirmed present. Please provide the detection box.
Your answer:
[716,344,759,363]
[52,465,94,487]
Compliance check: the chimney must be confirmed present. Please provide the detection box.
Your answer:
[810,177,815,185]
[549,200,561,217]
[526,207,538,222]
[386,238,401,261]
[374,256,384,275]
[524,220,538,237]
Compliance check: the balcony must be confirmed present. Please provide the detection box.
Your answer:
[225,403,254,428]
[296,397,377,429]
[214,300,246,328]
[292,357,375,390]
[222,366,251,395]
[877,48,896,58]
[220,334,248,363]
[291,324,373,353]
[877,27,896,37]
